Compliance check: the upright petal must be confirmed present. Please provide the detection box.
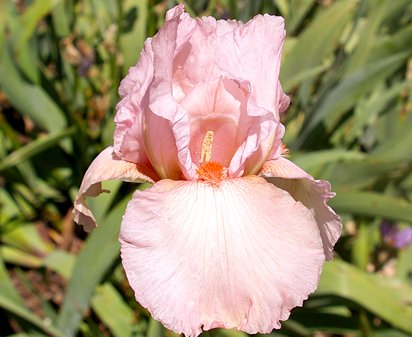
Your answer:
[120,177,325,336]
[114,39,154,165]
[180,13,288,114]
[214,14,286,114]
[143,110,184,180]
[260,157,342,260]
[73,147,156,232]
[147,5,198,179]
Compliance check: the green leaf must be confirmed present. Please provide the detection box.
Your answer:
[43,250,76,280]
[292,149,365,176]
[0,246,43,267]
[290,312,357,335]
[13,0,61,54]
[282,61,331,93]
[321,157,406,190]
[91,283,135,337]
[351,221,376,270]
[370,121,412,162]
[396,244,412,280]
[294,51,410,148]
[0,1,7,53]
[343,0,407,75]
[1,223,53,256]
[330,191,412,223]
[0,127,76,173]
[119,0,148,74]
[0,254,65,337]
[0,47,67,133]
[51,1,71,37]
[334,80,411,145]
[147,318,165,337]
[56,195,130,337]
[0,189,21,225]
[280,0,357,100]
[283,0,316,35]
[87,180,122,223]
[212,329,248,337]
[318,260,412,332]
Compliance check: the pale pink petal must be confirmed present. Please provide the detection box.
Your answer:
[146,7,287,179]
[213,14,286,114]
[265,124,286,161]
[143,109,183,180]
[73,147,156,232]
[278,83,290,113]
[180,14,287,115]
[234,115,280,177]
[189,114,238,167]
[120,177,325,336]
[180,76,279,177]
[180,79,244,118]
[260,157,342,260]
[114,39,154,164]
[145,5,198,179]
[181,79,245,168]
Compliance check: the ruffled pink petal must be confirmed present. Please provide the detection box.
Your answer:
[114,39,154,164]
[189,114,238,167]
[213,15,286,114]
[234,114,280,177]
[120,176,325,336]
[180,75,279,178]
[260,157,342,260]
[145,6,288,180]
[143,109,183,180]
[73,147,156,232]
[181,78,245,168]
[145,5,198,179]
[278,83,290,113]
[179,13,287,115]
[265,124,286,161]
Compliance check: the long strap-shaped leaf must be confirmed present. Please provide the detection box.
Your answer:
[317,260,412,332]
[56,196,130,337]
[0,254,65,337]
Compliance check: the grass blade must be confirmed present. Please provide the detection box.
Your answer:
[318,260,412,332]
[56,195,130,337]
[330,192,412,223]
[0,127,76,173]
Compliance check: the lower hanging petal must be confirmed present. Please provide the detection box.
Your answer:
[260,157,342,260]
[73,146,156,232]
[120,176,325,337]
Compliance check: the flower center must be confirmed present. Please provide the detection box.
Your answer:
[197,130,227,184]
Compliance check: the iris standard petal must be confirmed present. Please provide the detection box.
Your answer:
[214,14,286,114]
[120,176,325,336]
[114,39,154,164]
[73,147,156,232]
[261,157,342,260]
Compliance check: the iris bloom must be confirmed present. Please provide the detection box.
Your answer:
[74,5,341,337]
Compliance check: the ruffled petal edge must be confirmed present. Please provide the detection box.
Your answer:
[73,146,156,232]
[260,157,342,260]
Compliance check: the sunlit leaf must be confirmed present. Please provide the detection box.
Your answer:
[91,283,135,337]
[318,260,412,332]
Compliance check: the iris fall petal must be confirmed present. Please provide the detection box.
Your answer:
[120,176,325,336]
[260,157,342,260]
[73,147,156,232]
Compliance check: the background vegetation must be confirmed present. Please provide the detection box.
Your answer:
[1,0,412,336]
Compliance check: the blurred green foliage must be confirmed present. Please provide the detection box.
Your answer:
[1,0,412,336]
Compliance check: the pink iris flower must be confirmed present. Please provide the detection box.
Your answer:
[74,5,341,337]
